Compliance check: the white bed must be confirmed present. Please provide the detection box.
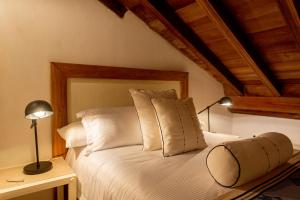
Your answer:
[66,132,239,200]
[52,64,300,200]
[51,64,238,199]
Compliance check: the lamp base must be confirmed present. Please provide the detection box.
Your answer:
[23,161,52,175]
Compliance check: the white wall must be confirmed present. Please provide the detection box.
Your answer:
[232,114,300,147]
[0,0,231,169]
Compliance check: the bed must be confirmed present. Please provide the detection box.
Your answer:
[51,63,300,200]
[65,133,237,200]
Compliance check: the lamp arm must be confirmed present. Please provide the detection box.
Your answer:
[197,100,220,114]
[31,119,40,168]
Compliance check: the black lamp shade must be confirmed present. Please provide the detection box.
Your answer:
[219,97,232,107]
[25,100,53,120]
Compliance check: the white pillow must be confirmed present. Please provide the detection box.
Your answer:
[81,106,143,155]
[57,121,87,148]
[203,131,240,146]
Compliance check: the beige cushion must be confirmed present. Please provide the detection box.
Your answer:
[129,89,178,151]
[151,98,207,156]
[206,132,293,187]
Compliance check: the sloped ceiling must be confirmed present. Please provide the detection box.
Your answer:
[99,0,300,119]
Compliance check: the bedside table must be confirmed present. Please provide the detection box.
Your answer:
[0,157,76,200]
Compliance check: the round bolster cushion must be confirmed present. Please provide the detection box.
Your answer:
[206,132,293,187]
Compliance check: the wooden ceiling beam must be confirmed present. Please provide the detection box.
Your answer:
[197,0,281,97]
[230,96,300,120]
[277,0,300,48]
[98,0,127,18]
[139,0,244,95]
[231,109,300,120]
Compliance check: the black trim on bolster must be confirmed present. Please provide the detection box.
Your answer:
[206,144,241,188]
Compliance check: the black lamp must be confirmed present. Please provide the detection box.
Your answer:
[24,100,53,175]
[197,97,232,132]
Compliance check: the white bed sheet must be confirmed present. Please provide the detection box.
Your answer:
[66,133,239,200]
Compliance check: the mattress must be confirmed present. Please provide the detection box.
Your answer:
[66,133,238,200]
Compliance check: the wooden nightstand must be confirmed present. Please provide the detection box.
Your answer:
[0,157,76,200]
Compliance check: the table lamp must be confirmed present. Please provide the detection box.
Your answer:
[24,100,53,175]
[197,97,232,132]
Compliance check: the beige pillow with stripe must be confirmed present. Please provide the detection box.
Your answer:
[151,97,207,156]
[206,132,293,187]
[129,89,178,151]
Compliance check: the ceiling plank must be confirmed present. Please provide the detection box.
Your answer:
[197,0,281,96]
[230,96,300,119]
[98,0,127,18]
[277,0,300,48]
[138,0,244,95]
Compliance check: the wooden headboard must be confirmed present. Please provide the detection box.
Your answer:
[51,62,189,157]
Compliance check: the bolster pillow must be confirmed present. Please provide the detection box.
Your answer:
[206,132,293,187]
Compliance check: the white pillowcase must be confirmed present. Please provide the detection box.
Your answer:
[57,121,87,148]
[81,106,143,155]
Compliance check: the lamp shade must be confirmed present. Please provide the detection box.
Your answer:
[219,97,232,107]
[25,100,53,120]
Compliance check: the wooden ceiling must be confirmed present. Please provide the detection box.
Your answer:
[99,0,300,119]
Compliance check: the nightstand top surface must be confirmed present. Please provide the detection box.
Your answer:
[0,157,75,193]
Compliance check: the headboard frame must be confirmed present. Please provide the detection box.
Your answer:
[51,62,188,157]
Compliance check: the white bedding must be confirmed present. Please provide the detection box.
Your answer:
[66,133,239,200]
